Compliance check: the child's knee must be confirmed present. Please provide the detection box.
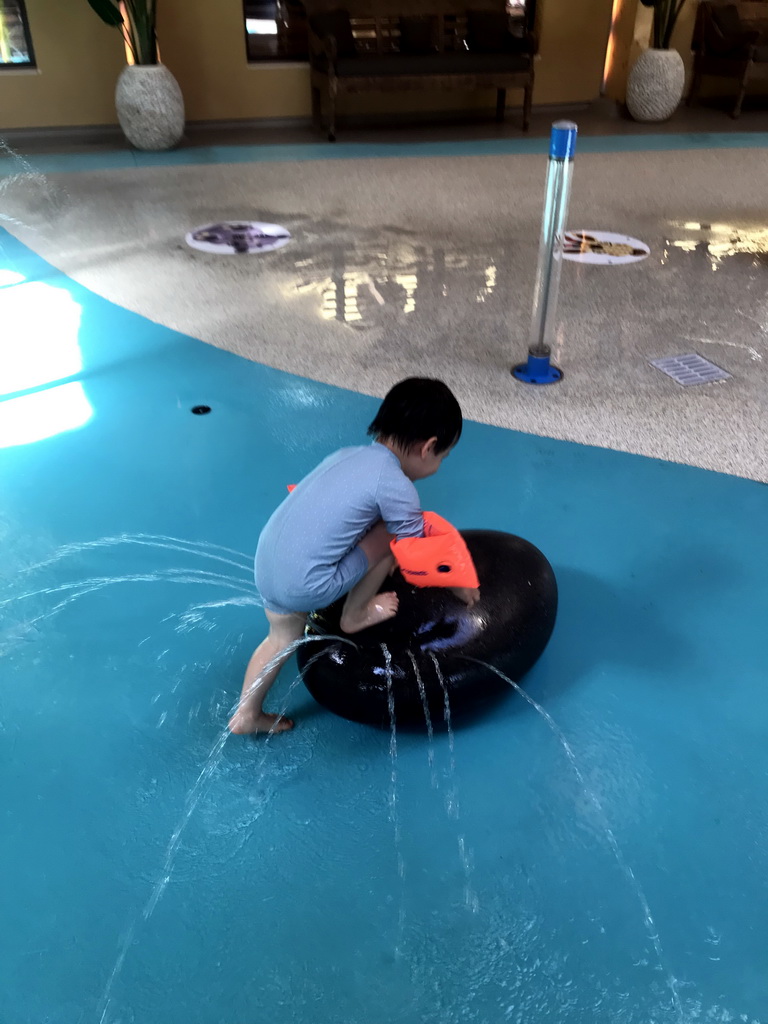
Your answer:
[265,609,307,645]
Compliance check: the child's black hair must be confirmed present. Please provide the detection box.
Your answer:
[367,378,463,454]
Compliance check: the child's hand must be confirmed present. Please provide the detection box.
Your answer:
[451,586,480,608]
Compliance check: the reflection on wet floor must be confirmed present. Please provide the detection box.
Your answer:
[286,242,508,326]
[286,223,768,326]
[663,220,768,271]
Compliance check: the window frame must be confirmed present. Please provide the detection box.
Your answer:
[243,1,310,65]
[0,0,36,71]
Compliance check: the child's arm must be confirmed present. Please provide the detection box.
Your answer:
[377,477,425,540]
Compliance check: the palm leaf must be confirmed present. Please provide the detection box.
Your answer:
[663,0,689,48]
[638,0,688,50]
[85,0,158,64]
[124,0,158,64]
[86,0,123,28]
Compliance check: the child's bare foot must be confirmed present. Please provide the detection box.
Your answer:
[228,710,294,735]
[340,592,399,634]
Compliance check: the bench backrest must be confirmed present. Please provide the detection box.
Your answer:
[353,14,522,55]
[733,0,768,25]
[693,0,768,49]
[305,1,537,55]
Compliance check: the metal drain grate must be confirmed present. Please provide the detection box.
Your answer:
[650,353,731,387]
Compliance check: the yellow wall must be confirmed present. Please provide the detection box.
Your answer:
[536,0,614,105]
[2,0,124,128]
[156,0,309,121]
[2,0,614,131]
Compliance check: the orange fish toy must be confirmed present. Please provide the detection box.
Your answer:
[390,512,479,589]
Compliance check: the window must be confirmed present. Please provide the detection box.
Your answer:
[244,0,309,62]
[0,0,35,68]
[243,1,530,64]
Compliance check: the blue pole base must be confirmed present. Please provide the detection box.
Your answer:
[512,353,563,385]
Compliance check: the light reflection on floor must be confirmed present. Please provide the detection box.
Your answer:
[663,220,768,272]
[286,225,768,328]
[288,242,504,325]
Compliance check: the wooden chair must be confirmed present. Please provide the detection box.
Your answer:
[305,0,538,140]
[689,1,768,117]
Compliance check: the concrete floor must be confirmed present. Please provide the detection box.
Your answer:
[2,115,766,481]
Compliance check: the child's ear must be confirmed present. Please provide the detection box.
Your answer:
[421,436,439,459]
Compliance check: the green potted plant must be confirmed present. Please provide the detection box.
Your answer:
[87,0,185,150]
[627,0,688,122]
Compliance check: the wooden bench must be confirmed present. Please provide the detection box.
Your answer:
[305,0,538,140]
[689,1,768,117]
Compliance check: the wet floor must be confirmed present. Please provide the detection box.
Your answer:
[4,113,768,1019]
[2,222,768,1023]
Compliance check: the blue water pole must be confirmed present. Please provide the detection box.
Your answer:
[512,120,578,385]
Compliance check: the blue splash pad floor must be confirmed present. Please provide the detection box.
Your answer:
[1,229,767,1024]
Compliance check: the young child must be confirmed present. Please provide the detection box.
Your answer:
[229,377,479,735]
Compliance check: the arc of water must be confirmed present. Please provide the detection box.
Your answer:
[96,634,360,1019]
[17,533,254,579]
[381,643,407,955]
[0,572,258,658]
[428,652,479,914]
[463,656,685,1024]
[96,638,348,1024]
[0,138,64,231]
[0,568,255,611]
[407,650,437,788]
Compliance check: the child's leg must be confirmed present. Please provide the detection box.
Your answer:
[229,609,307,735]
[340,522,399,634]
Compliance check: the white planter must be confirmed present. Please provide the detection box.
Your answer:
[626,48,685,123]
[115,64,185,151]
